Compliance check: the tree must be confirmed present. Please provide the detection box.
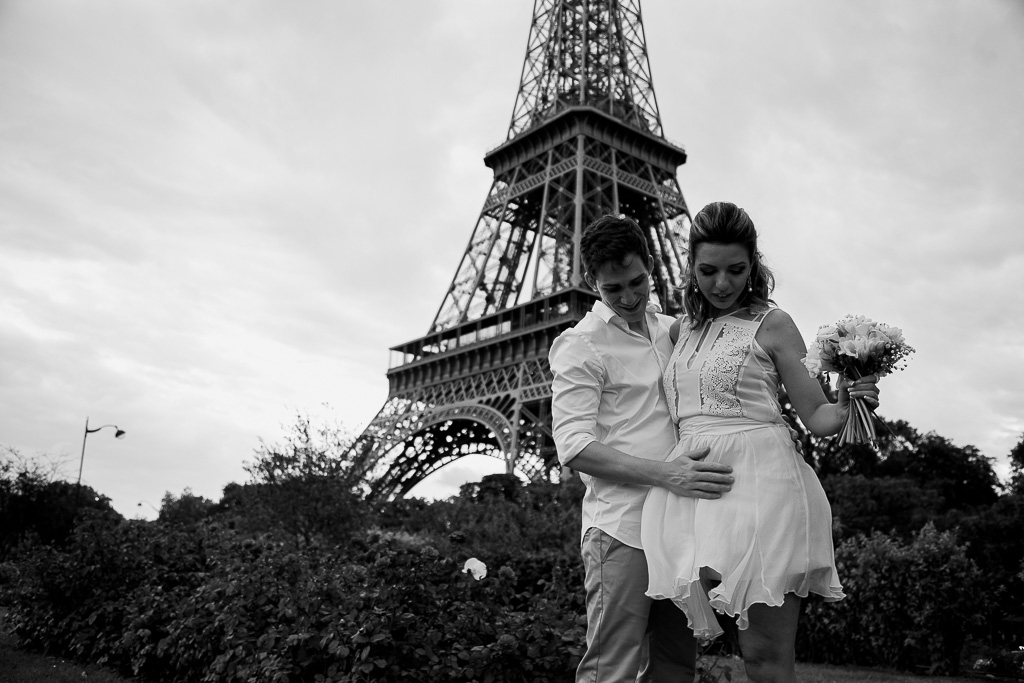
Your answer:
[158,488,216,526]
[1009,433,1024,495]
[459,472,523,502]
[878,432,1001,511]
[823,474,943,540]
[240,413,368,547]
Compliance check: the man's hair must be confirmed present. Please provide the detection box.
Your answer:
[580,214,651,278]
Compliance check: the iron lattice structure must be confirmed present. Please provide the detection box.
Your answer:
[352,0,692,499]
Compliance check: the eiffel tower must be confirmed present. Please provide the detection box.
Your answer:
[352,0,691,499]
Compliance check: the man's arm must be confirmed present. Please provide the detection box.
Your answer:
[549,330,733,498]
[569,441,733,500]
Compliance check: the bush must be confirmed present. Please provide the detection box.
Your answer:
[947,493,1024,676]
[375,474,583,563]
[799,523,985,675]
[7,511,209,675]
[7,450,1012,680]
[7,514,585,682]
[0,448,119,559]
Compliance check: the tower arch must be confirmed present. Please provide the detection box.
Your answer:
[351,0,690,499]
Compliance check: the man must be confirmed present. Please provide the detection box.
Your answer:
[550,214,735,682]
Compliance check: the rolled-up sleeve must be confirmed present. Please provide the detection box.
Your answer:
[549,330,603,465]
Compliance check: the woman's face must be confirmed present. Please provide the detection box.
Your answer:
[693,242,751,316]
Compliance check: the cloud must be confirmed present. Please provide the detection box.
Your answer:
[1,0,1022,519]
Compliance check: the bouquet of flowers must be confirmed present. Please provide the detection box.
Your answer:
[803,315,915,445]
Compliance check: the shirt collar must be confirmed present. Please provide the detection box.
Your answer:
[592,299,662,325]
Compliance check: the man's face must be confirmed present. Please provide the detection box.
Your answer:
[587,252,653,325]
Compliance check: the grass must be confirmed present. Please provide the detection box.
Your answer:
[0,629,130,683]
[705,656,983,683]
[0,615,986,683]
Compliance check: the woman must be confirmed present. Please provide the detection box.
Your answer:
[641,201,879,683]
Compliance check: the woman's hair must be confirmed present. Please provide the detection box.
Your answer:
[684,201,775,328]
[580,214,651,279]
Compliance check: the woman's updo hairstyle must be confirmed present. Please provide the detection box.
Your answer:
[684,201,775,328]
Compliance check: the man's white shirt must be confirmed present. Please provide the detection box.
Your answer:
[550,300,678,549]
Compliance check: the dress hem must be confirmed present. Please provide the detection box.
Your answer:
[646,582,846,640]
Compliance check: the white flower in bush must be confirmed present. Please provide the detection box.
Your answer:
[462,557,487,580]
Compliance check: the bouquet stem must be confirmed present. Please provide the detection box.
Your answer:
[836,396,877,446]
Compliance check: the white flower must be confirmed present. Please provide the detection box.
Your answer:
[816,324,839,342]
[802,346,823,377]
[838,337,867,359]
[462,557,487,580]
[876,323,905,345]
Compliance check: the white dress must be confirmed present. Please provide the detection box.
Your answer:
[641,309,844,639]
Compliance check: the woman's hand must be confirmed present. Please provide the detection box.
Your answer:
[836,374,881,413]
[759,309,882,437]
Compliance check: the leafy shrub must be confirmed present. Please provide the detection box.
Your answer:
[947,493,1024,671]
[376,474,583,564]
[7,515,585,682]
[7,511,209,675]
[6,445,1012,681]
[799,523,985,675]
[0,448,119,559]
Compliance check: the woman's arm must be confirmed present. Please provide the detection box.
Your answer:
[757,309,879,437]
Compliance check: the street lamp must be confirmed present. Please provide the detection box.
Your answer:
[137,500,159,515]
[76,416,126,513]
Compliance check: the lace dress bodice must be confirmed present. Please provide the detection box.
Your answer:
[663,309,783,426]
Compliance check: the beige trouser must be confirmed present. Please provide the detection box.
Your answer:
[577,528,698,683]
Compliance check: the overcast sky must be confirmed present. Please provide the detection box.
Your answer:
[2,0,1022,520]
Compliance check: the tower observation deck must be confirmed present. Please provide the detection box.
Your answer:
[351,0,691,498]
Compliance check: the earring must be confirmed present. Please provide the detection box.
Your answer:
[747,277,753,292]
[692,278,699,291]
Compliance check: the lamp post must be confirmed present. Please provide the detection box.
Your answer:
[76,416,126,514]
[137,500,159,517]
